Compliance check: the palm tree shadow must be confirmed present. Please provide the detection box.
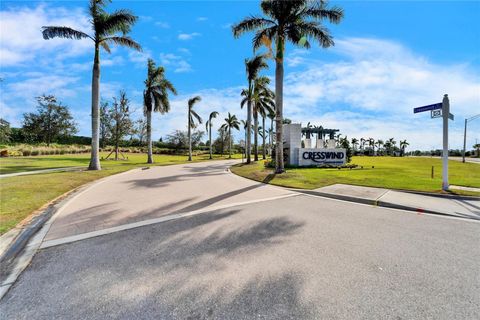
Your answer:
[263,173,276,183]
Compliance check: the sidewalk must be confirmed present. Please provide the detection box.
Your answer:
[302,184,480,221]
[0,167,84,179]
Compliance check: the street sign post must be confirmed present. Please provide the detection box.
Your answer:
[414,95,453,191]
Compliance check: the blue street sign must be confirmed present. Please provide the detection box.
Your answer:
[413,102,442,113]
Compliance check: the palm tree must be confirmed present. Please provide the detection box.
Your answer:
[233,0,344,173]
[206,111,219,159]
[220,113,240,158]
[252,76,275,160]
[399,139,409,156]
[187,96,202,161]
[143,59,177,164]
[388,138,396,156]
[42,0,142,170]
[368,138,375,156]
[375,139,384,156]
[240,55,268,164]
[351,138,358,153]
[241,119,248,158]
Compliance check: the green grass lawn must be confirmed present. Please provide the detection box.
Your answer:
[0,152,241,235]
[231,156,480,196]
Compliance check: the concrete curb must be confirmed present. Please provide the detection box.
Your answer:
[294,189,480,221]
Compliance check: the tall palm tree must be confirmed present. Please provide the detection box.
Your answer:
[206,111,219,159]
[351,138,358,153]
[252,76,275,160]
[388,137,396,156]
[42,0,142,170]
[143,59,177,164]
[375,139,384,156]
[368,137,375,156]
[220,113,240,158]
[375,139,383,155]
[399,139,409,157]
[187,96,202,161]
[240,55,268,164]
[241,119,248,158]
[233,0,344,173]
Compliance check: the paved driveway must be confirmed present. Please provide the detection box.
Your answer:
[1,160,479,319]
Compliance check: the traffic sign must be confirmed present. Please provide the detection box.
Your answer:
[431,109,442,118]
[449,113,454,121]
[413,103,442,114]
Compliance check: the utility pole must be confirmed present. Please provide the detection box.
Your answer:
[442,94,449,191]
[462,114,480,163]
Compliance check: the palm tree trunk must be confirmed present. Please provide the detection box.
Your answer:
[254,110,259,161]
[229,127,232,159]
[188,112,192,161]
[275,40,285,173]
[246,97,252,164]
[146,110,153,163]
[88,44,101,170]
[209,125,212,159]
[262,116,266,160]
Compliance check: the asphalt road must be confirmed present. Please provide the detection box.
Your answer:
[1,160,479,319]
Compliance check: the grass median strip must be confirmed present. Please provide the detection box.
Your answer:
[0,153,241,235]
[231,157,480,196]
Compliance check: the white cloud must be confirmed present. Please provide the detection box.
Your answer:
[155,21,170,28]
[159,53,192,73]
[0,4,92,67]
[196,17,208,22]
[280,37,480,150]
[178,32,201,41]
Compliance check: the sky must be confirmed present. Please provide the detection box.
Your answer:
[1,0,479,151]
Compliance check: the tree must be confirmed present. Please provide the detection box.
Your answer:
[220,113,240,158]
[233,0,344,173]
[351,138,358,153]
[240,55,268,164]
[99,101,111,148]
[368,138,375,156]
[187,96,202,161]
[166,130,204,151]
[399,139,409,157]
[106,91,132,160]
[375,139,384,156]
[130,118,147,145]
[42,0,141,170]
[339,136,352,163]
[253,76,275,160]
[206,111,219,159]
[143,58,177,163]
[387,137,396,155]
[22,95,78,145]
[0,118,12,144]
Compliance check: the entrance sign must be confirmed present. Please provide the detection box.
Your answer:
[414,103,442,114]
[414,95,452,190]
[283,123,345,167]
[299,149,346,166]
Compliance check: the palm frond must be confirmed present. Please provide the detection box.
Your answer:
[100,41,111,53]
[232,16,275,38]
[42,26,92,41]
[98,9,138,36]
[103,36,142,51]
[190,109,202,125]
[188,96,202,108]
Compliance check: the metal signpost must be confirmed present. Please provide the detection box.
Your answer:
[414,94,453,191]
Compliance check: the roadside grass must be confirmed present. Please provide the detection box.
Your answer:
[0,152,241,235]
[231,156,480,196]
[0,152,242,174]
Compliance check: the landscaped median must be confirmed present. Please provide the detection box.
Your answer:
[230,156,480,196]
[0,152,241,235]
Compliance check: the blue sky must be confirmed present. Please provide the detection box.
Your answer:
[1,0,479,150]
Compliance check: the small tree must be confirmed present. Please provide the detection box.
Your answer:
[339,136,352,163]
[130,118,147,145]
[106,91,132,160]
[0,118,12,143]
[99,101,111,149]
[473,143,480,157]
[22,95,78,145]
